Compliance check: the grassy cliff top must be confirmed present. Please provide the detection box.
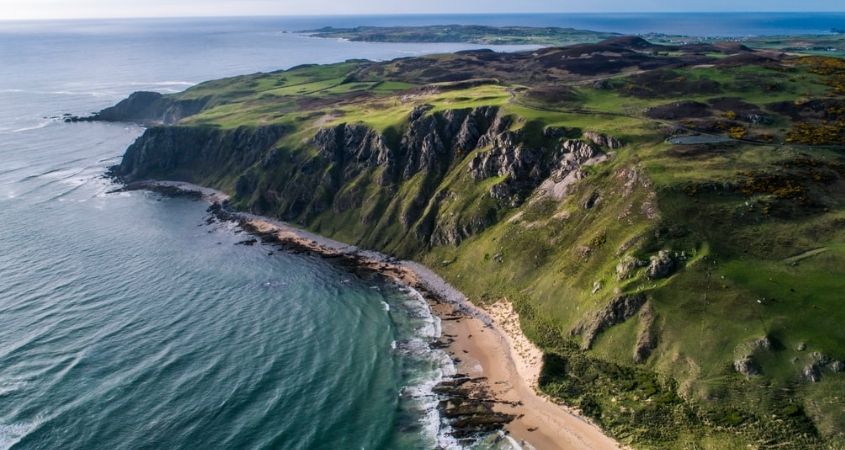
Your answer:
[116,37,845,448]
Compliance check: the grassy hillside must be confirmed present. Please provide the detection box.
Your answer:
[110,38,845,448]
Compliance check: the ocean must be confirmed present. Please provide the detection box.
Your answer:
[0,13,841,450]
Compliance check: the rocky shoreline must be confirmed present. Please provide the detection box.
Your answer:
[121,181,519,445]
[209,204,521,445]
[120,179,622,450]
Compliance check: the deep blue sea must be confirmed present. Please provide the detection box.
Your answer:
[0,12,842,450]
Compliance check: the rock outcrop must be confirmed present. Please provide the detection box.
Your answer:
[647,250,677,279]
[111,125,287,182]
[72,91,209,126]
[572,293,647,349]
[112,101,615,249]
[583,131,624,149]
[733,336,772,378]
[616,255,647,280]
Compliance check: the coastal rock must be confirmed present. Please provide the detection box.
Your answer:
[111,125,287,183]
[434,375,516,441]
[314,123,392,183]
[72,91,209,126]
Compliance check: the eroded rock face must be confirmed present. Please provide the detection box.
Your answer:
[616,255,647,280]
[647,250,677,279]
[77,91,209,126]
[803,363,822,382]
[733,336,773,378]
[735,356,761,377]
[572,293,647,349]
[314,124,392,183]
[113,125,287,182]
[583,131,624,149]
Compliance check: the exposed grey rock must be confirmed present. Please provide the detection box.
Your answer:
[409,103,433,121]
[112,125,287,182]
[616,255,647,280]
[797,342,807,351]
[829,360,845,373]
[583,131,624,149]
[734,356,761,377]
[314,123,392,183]
[572,293,647,349]
[746,336,772,352]
[647,250,677,279]
[583,191,601,209]
[592,280,603,294]
[803,363,822,382]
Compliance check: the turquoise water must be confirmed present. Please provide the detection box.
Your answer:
[1,13,843,450]
[0,19,510,450]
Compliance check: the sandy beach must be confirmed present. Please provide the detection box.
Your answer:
[127,180,621,450]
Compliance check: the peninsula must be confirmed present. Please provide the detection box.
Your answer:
[90,35,845,449]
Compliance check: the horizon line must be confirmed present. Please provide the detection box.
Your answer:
[2,10,844,23]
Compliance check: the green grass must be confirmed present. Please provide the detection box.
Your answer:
[127,51,845,449]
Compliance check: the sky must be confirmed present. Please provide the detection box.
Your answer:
[1,0,843,21]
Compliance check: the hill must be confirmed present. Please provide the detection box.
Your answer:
[95,37,845,448]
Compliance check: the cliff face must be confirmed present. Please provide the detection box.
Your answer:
[113,125,287,183]
[88,91,210,126]
[114,105,605,254]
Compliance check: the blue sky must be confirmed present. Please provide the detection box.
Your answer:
[2,0,843,20]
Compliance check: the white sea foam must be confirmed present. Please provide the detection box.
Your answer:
[0,378,27,397]
[381,300,390,311]
[0,419,40,450]
[10,118,55,133]
[397,284,461,449]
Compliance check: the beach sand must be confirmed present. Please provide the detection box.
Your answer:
[131,180,621,450]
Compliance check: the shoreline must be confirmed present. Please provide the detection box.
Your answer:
[124,180,621,450]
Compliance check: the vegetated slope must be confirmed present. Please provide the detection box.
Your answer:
[305,24,620,46]
[107,38,845,449]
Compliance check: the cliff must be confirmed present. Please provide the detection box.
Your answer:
[102,40,845,449]
[74,91,209,126]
